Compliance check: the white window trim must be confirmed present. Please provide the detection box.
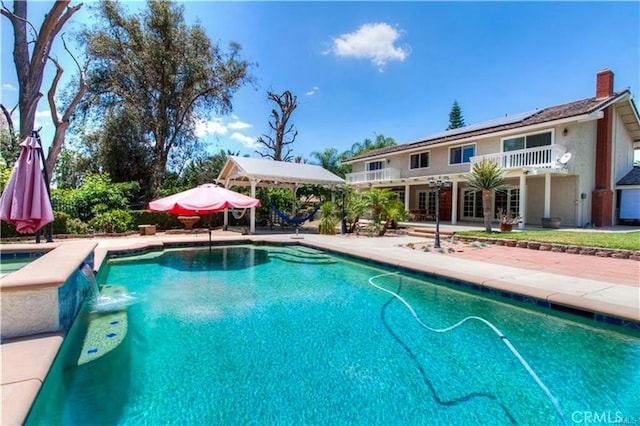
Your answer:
[365,158,386,171]
[501,129,555,152]
[408,151,431,170]
[448,143,477,166]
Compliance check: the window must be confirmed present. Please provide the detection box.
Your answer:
[495,188,520,216]
[503,131,552,152]
[449,144,475,165]
[463,189,483,218]
[418,191,427,210]
[410,152,430,169]
[366,160,385,171]
[417,191,437,213]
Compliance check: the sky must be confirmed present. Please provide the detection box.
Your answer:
[1,1,639,164]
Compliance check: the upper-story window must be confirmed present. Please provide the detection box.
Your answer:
[449,144,475,165]
[366,160,385,171]
[503,131,552,152]
[410,152,430,169]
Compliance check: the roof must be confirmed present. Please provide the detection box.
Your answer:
[217,156,345,187]
[349,90,632,162]
[617,166,640,186]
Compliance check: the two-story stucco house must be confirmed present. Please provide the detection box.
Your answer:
[345,70,640,228]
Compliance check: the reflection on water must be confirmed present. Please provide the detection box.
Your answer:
[159,246,270,271]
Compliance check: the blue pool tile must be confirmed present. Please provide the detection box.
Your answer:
[622,321,640,331]
[88,348,98,354]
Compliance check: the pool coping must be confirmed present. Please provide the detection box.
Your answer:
[1,332,64,426]
[1,241,97,292]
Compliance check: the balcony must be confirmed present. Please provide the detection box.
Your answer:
[346,167,400,184]
[470,145,567,170]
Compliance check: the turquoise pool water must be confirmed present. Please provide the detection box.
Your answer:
[27,245,640,425]
[0,252,42,274]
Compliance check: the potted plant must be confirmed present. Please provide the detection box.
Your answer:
[496,208,521,232]
[541,217,562,228]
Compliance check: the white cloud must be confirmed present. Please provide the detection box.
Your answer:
[35,110,51,119]
[329,23,410,71]
[227,120,252,130]
[195,118,228,137]
[34,110,52,129]
[230,132,259,148]
[2,83,17,92]
[305,86,320,96]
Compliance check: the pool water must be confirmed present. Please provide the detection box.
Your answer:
[0,253,41,274]
[27,245,640,425]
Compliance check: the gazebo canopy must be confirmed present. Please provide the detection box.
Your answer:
[217,156,345,189]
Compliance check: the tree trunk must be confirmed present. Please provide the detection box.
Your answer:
[482,189,492,232]
[45,53,87,180]
[2,1,82,139]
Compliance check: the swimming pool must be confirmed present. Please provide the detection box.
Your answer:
[0,252,43,274]
[27,244,640,425]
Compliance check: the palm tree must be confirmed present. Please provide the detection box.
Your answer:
[348,133,397,158]
[361,188,408,236]
[310,147,348,177]
[465,159,506,232]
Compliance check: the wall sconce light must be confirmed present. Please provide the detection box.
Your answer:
[562,128,568,136]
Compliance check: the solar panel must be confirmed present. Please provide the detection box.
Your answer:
[420,110,539,142]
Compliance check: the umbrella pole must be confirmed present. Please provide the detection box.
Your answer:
[34,130,54,243]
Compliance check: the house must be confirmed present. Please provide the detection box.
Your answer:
[345,70,640,228]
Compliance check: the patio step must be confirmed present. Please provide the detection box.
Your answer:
[407,227,456,239]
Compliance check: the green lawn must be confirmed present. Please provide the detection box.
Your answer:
[455,230,640,251]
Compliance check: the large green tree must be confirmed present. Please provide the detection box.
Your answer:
[81,0,251,197]
[446,100,465,130]
[465,159,506,232]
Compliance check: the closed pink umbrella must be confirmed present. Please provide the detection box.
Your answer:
[0,136,54,234]
[147,183,260,215]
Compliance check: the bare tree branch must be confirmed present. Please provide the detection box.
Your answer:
[256,90,298,162]
[1,103,16,140]
[45,33,88,179]
[1,0,38,39]
[3,0,82,142]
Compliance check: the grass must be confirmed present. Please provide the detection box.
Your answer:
[456,230,640,251]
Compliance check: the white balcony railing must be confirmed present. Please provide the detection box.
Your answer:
[346,167,400,184]
[470,145,567,170]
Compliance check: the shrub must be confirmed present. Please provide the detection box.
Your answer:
[52,211,90,235]
[318,202,338,235]
[89,209,134,233]
[52,211,72,234]
[0,220,20,238]
[52,174,139,222]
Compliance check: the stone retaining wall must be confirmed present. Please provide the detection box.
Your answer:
[453,236,639,261]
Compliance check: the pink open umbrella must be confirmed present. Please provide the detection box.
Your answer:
[0,136,54,233]
[147,183,260,215]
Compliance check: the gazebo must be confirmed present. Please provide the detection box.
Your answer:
[217,156,346,233]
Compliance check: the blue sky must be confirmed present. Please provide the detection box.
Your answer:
[1,1,639,162]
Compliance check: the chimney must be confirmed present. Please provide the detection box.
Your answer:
[596,69,614,99]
